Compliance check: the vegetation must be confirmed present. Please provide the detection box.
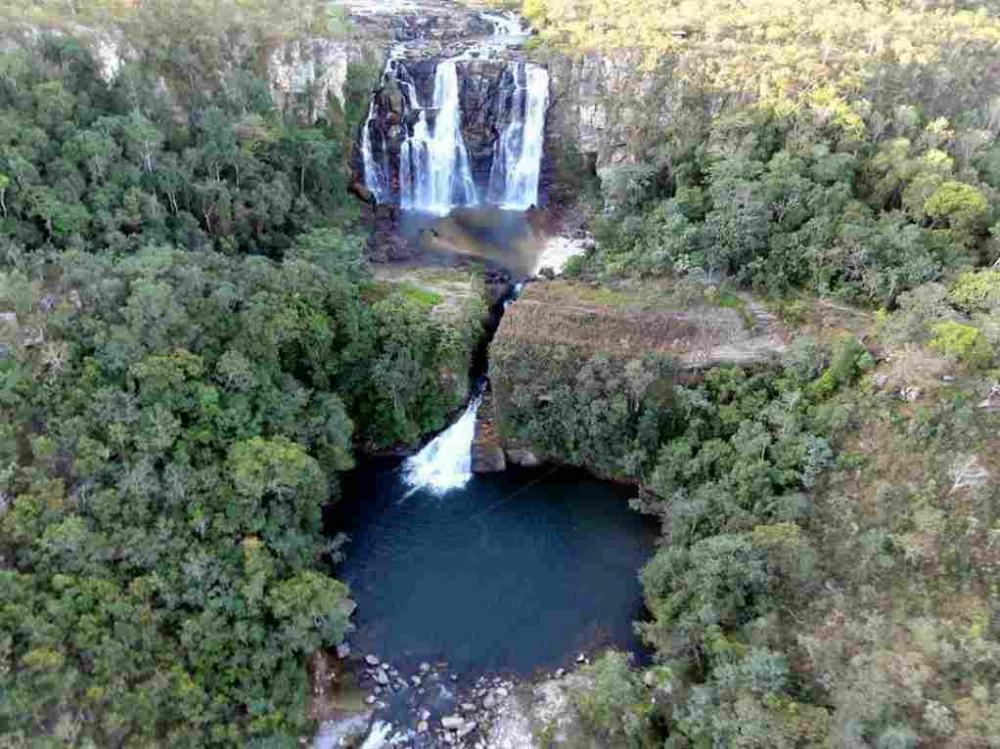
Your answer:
[509,0,1000,746]
[0,6,485,745]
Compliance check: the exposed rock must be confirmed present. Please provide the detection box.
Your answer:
[365,654,381,667]
[336,643,351,660]
[979,383,1000,412]
[473,443,506,473]
[473,390,507,473]
[487,671,600,749]
[267,37,369,124]
[492,279,788,373]
[441,715,465,730]
[313,711,374,749]
[505,448,540,468]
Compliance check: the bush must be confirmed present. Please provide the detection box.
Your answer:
[947,269,1000,314]
[573,651,654,747]
[927,320,994,367]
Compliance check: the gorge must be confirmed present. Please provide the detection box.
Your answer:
[322,9,657,745]
[5,0,999,747]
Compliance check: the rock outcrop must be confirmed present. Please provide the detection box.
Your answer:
[492,279,788,372]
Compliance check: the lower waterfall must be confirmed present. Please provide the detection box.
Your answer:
[401,386,483,495]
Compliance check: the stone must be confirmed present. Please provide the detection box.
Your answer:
[375,669,390,686]
[643,671,657,687]
[420,709,431,721]
[576,653,586,664]
[472,443,506,473]
[365,695,377,705]
[461,702,476,712]
[458,721,478,739]
[441,715,465,730]
[365,654,380,667]
[336,643,351,660]
[554,669,565,678]
[418,721,429,733]
[505,448,540,468]
[411,675,422,686]
[419,662,431,673]
[483,694,496,709]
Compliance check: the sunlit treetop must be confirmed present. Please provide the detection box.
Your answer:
[525,0,1000,109]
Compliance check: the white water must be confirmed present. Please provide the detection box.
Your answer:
[487,63,549,210]
[481,11,528,40]
[362,52,414,203]
[402,390,482,495]
[361,95,387,202]
[399,58,478,215]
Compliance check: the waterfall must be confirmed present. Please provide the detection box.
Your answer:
[400,58,479,215]
[488,63,549,210]
[362,54,416,203]
[402,389,483,495]
[361,96,387,202]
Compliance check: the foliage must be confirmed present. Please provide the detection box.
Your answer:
[0,31,363,258]
[947,269,1000,314]
[0,232,483,744]
[523,0,1000,115]
[572,651,655,747]
[927,320,995,367]
[573,107,992,305]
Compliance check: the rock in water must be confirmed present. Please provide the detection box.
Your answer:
[441,715,465,730]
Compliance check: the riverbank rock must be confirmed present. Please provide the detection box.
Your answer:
[472,389,507,473]
[505,448,540,468]
[487,671,596,748]
[441,715,465,730]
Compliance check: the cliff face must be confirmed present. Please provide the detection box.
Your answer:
[487,279,789,477]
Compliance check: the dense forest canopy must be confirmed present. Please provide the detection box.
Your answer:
[0,4,484,744]
[3,0,1000,746]
[498,0,1000,747]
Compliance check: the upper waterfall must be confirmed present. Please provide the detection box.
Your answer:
[399,58,479,215]
[487,63,549,210]
[359,13,549,215]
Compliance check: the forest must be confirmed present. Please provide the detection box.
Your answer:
[0,2,483,744]
[490,0,1000,746]
[3,0,1000,746]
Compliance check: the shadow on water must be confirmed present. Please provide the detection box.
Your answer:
[327,460,658,678]
[398,206,547,278]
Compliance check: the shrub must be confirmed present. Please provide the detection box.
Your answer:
[573,650,654,748]
[947,269,1000,314]
[927,320,994,367]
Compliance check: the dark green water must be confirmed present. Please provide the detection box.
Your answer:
[330,460,657,676]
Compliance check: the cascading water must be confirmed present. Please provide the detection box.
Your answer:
[487,63,549,210]
[402,386,483,495]
[362,53,417,203]
[399,58,479,215]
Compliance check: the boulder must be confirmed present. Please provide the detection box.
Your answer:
[506,448,540,468]
[473,443,506,473]
[441,715,465,730]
